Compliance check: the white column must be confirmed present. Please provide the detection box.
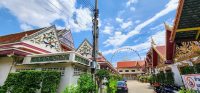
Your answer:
[170,64,184,86]
[69,52,75,62]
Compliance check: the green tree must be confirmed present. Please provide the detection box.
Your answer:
[107,75,121,93]
[95,69,110,93]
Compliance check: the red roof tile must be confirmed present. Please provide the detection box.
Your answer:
[0,28,42,44]
[117,61,137,68]
[117,61,145,68]
[138,61,145,67]
[155,46,166,58]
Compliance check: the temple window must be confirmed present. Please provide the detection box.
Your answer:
[119,70,123,72]
[125,70,129,72]
[16,68,35,72]
[42,67,65,76]
[74,67,86,76]
[131,70,135,72]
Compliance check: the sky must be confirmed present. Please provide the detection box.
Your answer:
[0,0,179,66]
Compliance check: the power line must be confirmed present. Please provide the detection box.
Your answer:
[77,0,95,11]
[41,0,93,29]
[46,0,67,16]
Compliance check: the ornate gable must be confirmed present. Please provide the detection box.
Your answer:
[58,29,74,49]
[76,39,93,58]
[21,26,62,53]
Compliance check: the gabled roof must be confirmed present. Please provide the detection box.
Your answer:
[76,38,92,51]
[138,61,146,67]
[58,29,75,50]
[171,0,200,41]
[0,28,42,44]
[0,26,75,54]
[155,46,166,59]
[117,60,145,68]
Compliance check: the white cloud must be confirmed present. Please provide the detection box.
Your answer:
[134,20,141,24]
[151,30,165,45]
[0,0,92,32]
[130,7,136,11]
[116,17,123,23]
[55,25,65,30]
[104,0,178,47]
[120,21,132,29]
[126,0,138,7]
[71,7,92,32]
[150,24,164,30]
[102,26,114,35]
[102,30,166,56]
[104,31,127,47]
[20,23,33,31]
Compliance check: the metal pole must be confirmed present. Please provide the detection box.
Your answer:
[91,0,99,92]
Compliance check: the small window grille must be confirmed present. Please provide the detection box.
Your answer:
[42,67,65,76]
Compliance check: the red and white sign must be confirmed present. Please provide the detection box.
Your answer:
[182,74,200,91]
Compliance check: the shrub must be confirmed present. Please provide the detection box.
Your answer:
[77,73,95,93]
[194,63,200,73]
[107,76,118,93]
[165,71,174,85]
[178,87,197,93]
[63,85,79,93]
[41,71,61,93]
[138,76,148,83]
[2,71,61,93]
[180,66,195,75]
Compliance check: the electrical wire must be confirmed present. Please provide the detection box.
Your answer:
[41,0,94,30]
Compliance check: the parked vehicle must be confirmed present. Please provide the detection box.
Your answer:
[117,81,128,93]
[153,84,181,93]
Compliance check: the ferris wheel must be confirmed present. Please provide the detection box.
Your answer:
[110,48,141,63]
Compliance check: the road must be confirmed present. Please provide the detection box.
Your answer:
[126,80,154,93]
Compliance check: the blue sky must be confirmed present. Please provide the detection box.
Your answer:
[0,0,178,66]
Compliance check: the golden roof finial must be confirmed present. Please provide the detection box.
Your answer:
[151,37,156,46]
[164,22,172,31]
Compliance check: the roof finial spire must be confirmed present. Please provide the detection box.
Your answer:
[151,37,156,46]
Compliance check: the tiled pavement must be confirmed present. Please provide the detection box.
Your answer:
[127,80,154,93]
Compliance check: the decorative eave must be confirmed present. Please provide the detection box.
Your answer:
[170,0,200,41]
[0,48,33,56]
[170,0,185,41]
[174,41,200,62]
[0,42,50,54]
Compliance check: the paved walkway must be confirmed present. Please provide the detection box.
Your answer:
[126,80,154,93]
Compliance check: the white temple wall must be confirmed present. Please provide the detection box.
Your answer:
[57,65,74,93]
[168,64,183,86]
[0,57,13,86]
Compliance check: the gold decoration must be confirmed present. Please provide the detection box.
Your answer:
[175,41,200,62]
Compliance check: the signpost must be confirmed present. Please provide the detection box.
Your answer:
[182,74,200,91]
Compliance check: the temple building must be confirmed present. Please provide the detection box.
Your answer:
[0,26,92,92]
[76,39,118,74]
[117,61,145,80]
[145,0,200,86]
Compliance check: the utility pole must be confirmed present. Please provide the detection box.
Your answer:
[91,0,99,92]
[91,0,99,75]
